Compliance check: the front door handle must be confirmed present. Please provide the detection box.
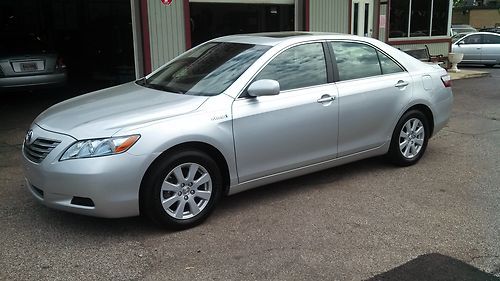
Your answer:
[395,80,409,88]
[317,95,336,103]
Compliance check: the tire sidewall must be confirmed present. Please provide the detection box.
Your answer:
[143,150,222,229]
[389,110,430,166]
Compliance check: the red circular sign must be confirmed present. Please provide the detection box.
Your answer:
[161,0,173,5]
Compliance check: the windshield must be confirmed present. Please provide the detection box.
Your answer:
[139,42,270,96]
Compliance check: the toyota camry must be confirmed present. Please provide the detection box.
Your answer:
[22,32,453,229]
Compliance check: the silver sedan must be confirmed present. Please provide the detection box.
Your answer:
[22,32,453,229]
[0,33,67,90]
[452,32,500,67]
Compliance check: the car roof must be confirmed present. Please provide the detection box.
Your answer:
[211,32,364,46]
[461,31,500,36]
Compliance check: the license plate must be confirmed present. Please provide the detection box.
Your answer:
[21,62,38,71]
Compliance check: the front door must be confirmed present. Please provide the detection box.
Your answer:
[455,34,483,63]
[232,42,339,183]
[351,0,374,37]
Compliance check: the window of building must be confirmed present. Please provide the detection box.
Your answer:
[390,0,450,38]
[254,43,327,91]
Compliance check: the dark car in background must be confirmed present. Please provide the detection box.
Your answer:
[0,32,67,91]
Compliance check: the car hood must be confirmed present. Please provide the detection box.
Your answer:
[35,82,209,139]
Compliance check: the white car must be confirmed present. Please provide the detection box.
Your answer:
[452,32,500,67]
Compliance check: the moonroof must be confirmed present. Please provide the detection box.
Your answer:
[258,32,312,38]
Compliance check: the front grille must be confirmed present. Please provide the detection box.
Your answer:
[24,138,61,163]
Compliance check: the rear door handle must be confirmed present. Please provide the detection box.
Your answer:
[395,80,409,88]
[317,95,336,103]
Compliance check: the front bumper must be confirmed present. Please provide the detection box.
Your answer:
[22,125,149,218]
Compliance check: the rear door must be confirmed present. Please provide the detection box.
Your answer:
[328,41,413,157]
[232,42,339,182]
[481,34,500,65]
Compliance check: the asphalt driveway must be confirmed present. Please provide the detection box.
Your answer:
[0,68,499,280]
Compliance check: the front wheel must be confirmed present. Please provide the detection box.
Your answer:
[142,150,222,230]
[388,110,430,166]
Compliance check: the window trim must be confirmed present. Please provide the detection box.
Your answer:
[236,40,332,99]
[327,40,407,83]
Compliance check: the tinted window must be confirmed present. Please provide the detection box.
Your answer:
[143,42,270,96]
[378,51,404,74]
[0,33,49,55]
[331,42,381,81]
[254,43,327,91]
[462,35,482,44]
[483,34,500,44]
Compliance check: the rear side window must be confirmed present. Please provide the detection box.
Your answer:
[254,43,327,91]
[378,51,404,74]
[483,34,500,44]
[330,42,381,81]
[330,42,403,81]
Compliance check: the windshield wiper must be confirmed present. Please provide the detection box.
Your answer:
[136,77,147,86]
[144,83,185,94]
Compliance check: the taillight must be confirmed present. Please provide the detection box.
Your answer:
[55,57,66,70]
[441,75,452,88]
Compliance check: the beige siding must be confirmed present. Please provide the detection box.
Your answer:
[392,42,450,57]
[309,0,349,33]
[147,0,186,71]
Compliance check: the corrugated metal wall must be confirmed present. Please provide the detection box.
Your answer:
[147,0,186,70]
[309,0,349,33]
[392,42,450,57]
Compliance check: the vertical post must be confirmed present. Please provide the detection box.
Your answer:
[183,0,191,49]
[140,0,152,74]
[305,0,310,31]
[130,0,144,78]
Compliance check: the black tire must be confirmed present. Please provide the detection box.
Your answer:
[387,110,430,166]
[141,150,222,230]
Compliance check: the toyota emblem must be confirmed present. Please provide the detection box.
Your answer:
[25,129,33,144]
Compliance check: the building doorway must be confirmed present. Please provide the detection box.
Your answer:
[351,0,374,37]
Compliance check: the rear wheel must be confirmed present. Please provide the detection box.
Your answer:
[142,150,222,230]
[388,110,429,166]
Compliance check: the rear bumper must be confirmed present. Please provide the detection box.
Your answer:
[0,72,67,90]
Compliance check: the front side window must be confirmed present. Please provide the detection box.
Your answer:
[141,42,270,96]
[254,43,327,91]
[462,35,482,45]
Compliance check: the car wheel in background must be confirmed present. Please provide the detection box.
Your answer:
[388,110,430,166]
[142,150,222,230]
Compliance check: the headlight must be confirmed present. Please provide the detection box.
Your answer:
[60,135,140,161]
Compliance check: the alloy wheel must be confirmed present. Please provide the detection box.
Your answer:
[160,163,212,220]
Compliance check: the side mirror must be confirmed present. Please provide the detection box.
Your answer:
[247,79,280,97]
